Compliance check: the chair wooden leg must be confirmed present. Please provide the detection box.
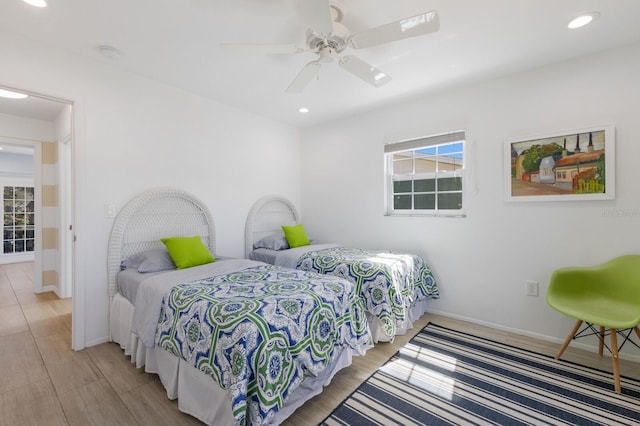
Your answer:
[556,320,583,360]
[611,329,621,394]
[598,326,605,357]
[634,326,640,340]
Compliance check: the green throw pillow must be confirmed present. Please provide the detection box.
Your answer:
[281,224,310,248]
[160,236,215,269]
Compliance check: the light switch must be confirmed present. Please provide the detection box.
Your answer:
[105,203,116,218]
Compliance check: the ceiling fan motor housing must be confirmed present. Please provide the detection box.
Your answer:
[305,20,350,55]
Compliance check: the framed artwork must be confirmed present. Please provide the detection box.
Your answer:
[504,124,615,202]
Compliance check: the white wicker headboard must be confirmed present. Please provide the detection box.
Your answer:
[245,196,300,258]
[107,187,216,299]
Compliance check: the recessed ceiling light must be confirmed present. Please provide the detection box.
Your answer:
[23,0,47,7]
[0,88,29,99]
[568,12,600,29]
[298,107,310,113]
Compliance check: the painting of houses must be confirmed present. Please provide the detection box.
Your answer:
[506,126,613,201]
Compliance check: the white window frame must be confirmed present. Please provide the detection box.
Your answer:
[2,183,36,256]
[384,131,466,217]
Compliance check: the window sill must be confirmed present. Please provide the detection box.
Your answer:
[385,210,466,218]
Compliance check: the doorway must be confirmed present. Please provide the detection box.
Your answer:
[0,85,74,337]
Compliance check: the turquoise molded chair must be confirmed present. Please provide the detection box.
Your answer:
[547,255,640,394]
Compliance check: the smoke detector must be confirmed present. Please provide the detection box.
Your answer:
[99,45,122,61]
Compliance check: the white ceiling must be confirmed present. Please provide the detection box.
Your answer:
[1,0,640,128]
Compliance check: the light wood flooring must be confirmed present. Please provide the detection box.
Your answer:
[1,261,638,425]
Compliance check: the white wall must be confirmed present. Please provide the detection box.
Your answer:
[301,42,640,357]
[0,111,55,141]
[1,31,302,348]
[0,152,33,174]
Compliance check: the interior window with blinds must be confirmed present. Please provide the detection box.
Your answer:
[384,131,466,216]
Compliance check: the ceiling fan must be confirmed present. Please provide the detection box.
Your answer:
[221,1,440,93]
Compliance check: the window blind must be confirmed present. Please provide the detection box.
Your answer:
[384,131,466,153]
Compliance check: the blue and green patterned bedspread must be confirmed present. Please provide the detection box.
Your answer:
[296,247,439,340]
[155,264,371,426]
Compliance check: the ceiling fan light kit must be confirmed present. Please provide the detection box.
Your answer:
[222,1,440,93]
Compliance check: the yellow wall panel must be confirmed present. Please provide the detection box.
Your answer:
[42,185,58,207]
[42,228,59,250]
[41,142,57,165]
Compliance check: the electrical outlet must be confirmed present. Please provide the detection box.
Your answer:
[525,280,539,297]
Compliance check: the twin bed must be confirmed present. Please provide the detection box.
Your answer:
[108,189,438,425]
[108,188,372,425]
[245,196,440,343]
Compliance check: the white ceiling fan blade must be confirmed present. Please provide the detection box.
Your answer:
[339,55,392,88]
[221,43,304,55]
[286,61,322,93]
[301,0,334,34]
[349,10,440,49]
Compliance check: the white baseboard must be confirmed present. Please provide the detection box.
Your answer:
[38,284,63,297]
[427,309,640,363]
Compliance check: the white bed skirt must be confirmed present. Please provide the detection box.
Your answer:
[110,292,354,425]
[367,298,429,343]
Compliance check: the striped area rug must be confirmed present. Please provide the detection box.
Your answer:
[322,323,640,425]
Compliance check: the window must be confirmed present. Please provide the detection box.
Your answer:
[384,131,466,216]
[3,186,35,254]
